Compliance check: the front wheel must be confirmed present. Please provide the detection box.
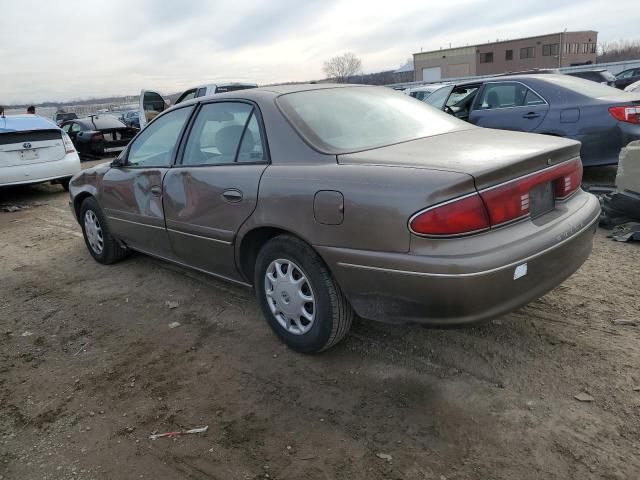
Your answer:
[254,235,353,354]
[79,197,129,264]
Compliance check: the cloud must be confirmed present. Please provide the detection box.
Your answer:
[0,0,636,104]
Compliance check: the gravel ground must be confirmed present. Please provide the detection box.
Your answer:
[1,164,639,480]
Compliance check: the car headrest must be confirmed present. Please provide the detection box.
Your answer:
[215,125,244,155]
[487,90,499,109]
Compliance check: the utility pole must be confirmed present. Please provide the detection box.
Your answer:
[559,28,567,68]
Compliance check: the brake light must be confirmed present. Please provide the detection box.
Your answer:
[61,132,75,153]
[410,193,490,236]
[409,159,583,236]
[91,132,104,142]
[609,106,640,124]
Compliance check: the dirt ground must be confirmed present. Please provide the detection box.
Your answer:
[1,163,639,480]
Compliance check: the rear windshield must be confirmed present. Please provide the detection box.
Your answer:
[544,74,627,97]
[56,113,77,121]
[215,85,257,94]
[277,87,466,153]
[78,115,126,130]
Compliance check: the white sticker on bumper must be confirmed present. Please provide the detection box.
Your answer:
[514,263,528,280]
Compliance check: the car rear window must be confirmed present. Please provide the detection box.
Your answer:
[545,74,625,97]
[276,87,466,154]
[78,116,126,130]
[215,85,257,94]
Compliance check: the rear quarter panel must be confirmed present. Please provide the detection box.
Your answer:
[237,163,477,254]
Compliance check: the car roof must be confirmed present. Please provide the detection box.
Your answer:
[568,69,608,73]
[173,83,363,108]
[407,84,448,91]
[455,73,566,86]
[0,114,59,133]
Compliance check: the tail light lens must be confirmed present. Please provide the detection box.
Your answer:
[410,158,583,236]
[61,132,75,153]
[410,193,490,236]
[609,106,640,124]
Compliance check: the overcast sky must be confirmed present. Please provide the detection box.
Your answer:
[0,0,637,104]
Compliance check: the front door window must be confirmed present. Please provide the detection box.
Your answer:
[127,106,193,168]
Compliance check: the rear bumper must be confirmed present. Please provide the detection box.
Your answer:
[0,152,81,187]
[317,191,601,325]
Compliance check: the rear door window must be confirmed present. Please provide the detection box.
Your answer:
[182,102,265,165]
[478,82,545,109]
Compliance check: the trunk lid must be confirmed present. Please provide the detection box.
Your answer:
[338,128,581,190]
[0,129,66,168]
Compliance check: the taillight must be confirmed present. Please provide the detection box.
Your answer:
[91,132,104,142]
[409,193,490,236]
[609,106,640,124]
[553,159,583,199]
[61,132,75,154]
[409,159,583,236]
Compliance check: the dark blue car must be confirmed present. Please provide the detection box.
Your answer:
[423,74,640,166]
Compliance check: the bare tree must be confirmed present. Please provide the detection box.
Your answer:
[598,39,640,63]
[323,53,363,83]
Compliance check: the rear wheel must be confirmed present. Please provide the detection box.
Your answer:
[79,197,128,264]
[254,235,353,353]
[59,178,70,191]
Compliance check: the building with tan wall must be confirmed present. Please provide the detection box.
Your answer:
[413,31,598,82]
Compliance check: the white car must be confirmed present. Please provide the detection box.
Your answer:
[624,80,640,93]
[0,114,80,190]
[138,82,258,128]
[405,84,450,101]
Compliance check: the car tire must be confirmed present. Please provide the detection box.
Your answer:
[79,197,128,265]
[59,178,70,191]
[254,234,353,354]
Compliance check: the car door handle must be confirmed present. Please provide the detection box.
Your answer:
[150,185,162,196]
[522,112,540,119]
[222,189,243,202]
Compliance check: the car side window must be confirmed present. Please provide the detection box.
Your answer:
[478,83,544,110]
[182,102,266,166]
[126,106,193,168]
[70,123,82,133]
[61,124,71,133]
[524,88,545,106]
[176,89,197,104]
[237,112,265,162]
[196,87,208,97]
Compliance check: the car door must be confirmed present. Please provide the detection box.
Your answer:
[162,101,269,281]
[100,105,194,257]
[138,90,167,129]
[468,81,549,132]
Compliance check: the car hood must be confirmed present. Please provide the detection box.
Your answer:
[338,128,582,190]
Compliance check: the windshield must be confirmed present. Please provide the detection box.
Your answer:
[277,87,466,153]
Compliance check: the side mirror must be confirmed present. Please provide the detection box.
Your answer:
[111,155,125,168]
